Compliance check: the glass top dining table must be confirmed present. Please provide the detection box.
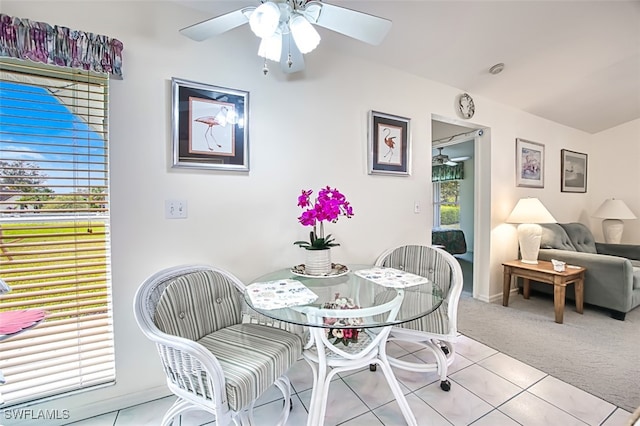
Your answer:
[244,264,445,329]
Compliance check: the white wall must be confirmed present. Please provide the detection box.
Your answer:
[4,1,636,424]
[589,118,640,243]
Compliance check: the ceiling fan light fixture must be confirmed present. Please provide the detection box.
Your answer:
[290,14,321,54]
[249,1,280,38]
[180,0,391,75]
[213,107,229,127]
[432,147,455,166]
[302,2,322,23]
[258,32,282,61]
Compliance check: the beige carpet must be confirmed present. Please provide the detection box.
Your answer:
[457,292,640,413]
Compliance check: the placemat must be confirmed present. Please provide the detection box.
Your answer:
[355,267,429,288]
[246,279,319,309]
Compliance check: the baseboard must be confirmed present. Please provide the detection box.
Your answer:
[68,386,173,423]
[476,288,516,304]
[1,386,172,426]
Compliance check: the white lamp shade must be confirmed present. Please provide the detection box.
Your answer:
[593,199,636,243]
[506,198,557,224]
[290,14,320,54]
[593,199,637,219]
[249,2,281,38]
[258,33,283,62]
[507,198,556,264]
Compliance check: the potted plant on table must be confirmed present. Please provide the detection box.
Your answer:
[294,186,354,275]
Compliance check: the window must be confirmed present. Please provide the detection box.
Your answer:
[433,180,460,229]
[0,58,114,405]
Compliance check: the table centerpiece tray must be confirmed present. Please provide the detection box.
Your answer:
[291,263,349,278]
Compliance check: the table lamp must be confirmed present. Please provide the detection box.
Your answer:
[506,198,557,264]
[593,198,637,244]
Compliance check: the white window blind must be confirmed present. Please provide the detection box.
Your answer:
[0,58,115,406]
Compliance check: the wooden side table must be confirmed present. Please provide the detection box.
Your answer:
[502,260,586,324]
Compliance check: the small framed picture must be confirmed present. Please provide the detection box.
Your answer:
[515,138,545,188]
[561,149,587,193]
[368,110,411,176]
[171,77,249,171]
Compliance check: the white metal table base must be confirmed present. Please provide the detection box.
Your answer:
[302,326,417,426]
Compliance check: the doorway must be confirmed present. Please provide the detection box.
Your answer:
[431,117,487,297]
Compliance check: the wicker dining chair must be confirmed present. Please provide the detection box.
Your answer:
[133,264,304,426]
[375,244,464,391]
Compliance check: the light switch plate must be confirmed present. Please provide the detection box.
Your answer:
[165,200,187,219]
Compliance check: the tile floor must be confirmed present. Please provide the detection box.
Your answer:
[66,335,632,426]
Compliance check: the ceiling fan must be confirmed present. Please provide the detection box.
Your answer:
[432,147,471,166]
[179,0,392,75]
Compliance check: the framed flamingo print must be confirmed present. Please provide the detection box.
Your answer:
[171,78,249,171]
[368,110,411,176]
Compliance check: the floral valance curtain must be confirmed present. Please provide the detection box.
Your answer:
[0,14,123,78]
[432,163,464,182]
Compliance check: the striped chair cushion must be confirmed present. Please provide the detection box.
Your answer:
[154,270,242,341]
[379,245,453,335]
[380,245,453,295]
[199,323,303,411]
[396,300,450,334]
[374,288,450,335]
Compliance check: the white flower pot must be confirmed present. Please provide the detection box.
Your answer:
[305,249,332,276]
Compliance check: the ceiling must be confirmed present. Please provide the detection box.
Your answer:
[175,1,640,134]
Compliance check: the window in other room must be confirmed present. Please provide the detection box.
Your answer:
[433,180,460,229]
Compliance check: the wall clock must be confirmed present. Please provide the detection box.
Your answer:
[458,93,475,119]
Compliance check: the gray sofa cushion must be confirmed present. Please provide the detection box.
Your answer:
[560,223,597,253]
[540,223,576,251]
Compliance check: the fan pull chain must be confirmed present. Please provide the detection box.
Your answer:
[287,33,293,68]
[262,58,269,75]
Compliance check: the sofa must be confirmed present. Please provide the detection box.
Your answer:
[533,222,640,320]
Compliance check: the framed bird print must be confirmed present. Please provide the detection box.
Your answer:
[171,77,249,171]
[368,110,411,176]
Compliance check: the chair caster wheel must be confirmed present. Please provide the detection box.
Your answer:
[440,380,451,391]
[369,364,377,372]
[440,345,450,355]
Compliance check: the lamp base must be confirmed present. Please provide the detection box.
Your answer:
[517,223,542,264]
[602,219,624,244]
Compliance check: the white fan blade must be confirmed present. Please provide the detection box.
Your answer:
[281,32,305,74]
[179,8,253,41]
[306,1,391,45]
[450,156,471,162]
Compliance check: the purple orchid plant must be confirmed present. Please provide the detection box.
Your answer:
[294,186,354,250]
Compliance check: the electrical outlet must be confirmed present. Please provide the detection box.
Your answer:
[165,199,187,219]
